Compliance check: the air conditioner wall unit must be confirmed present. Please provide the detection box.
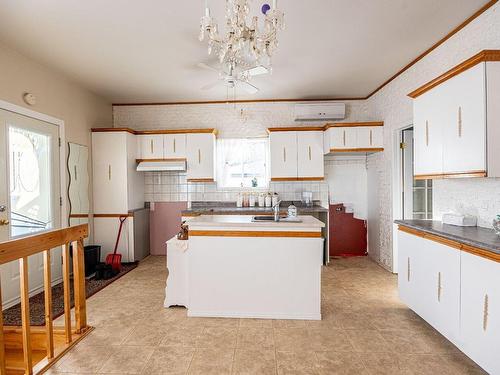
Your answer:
[294,102,346,121]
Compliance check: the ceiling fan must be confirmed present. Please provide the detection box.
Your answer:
[197,62,268,94]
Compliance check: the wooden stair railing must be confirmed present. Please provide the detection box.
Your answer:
[0,224,93,375]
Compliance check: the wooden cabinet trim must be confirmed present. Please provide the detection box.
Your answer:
[330,148,384,153]
[324,121,384,129]
[136,158,186,163]
[398,225,500,262]
[93,213,133,218]
[408,50,500,98]
[91,127,217,135]
[415,170,487,180]
[267,126,325,132]
[189,230,322,238]
[187,178,215,183]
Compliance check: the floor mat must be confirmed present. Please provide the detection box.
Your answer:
[2,262,138,326]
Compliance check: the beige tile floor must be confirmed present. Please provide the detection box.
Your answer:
[48,255,486,375]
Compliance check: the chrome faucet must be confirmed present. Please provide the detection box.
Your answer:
[273,200,282,221]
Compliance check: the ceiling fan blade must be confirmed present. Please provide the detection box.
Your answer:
[201,80,222,90]
[245,65,268,76]
[197,62,219,72]
[238,81,259,94]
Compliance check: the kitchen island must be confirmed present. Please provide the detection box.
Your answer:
[183,214,324,320]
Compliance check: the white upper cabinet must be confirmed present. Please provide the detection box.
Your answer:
[297,131,324,178]
[413,86,444,176]
[269,131,298,180]
[138,134,163,159]
[92,132,128,214]
[164,133,187,159]
[411,54,500,179]
[186,133,216,181]
[443,64,486,175]
[324,123,384,153]
[460,251,500,375]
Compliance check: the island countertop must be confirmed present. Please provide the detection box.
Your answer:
[186,214,325,231]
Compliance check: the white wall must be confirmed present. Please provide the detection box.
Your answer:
[366,2,500,270]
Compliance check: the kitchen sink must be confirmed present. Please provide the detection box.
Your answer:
[252,215,302,223]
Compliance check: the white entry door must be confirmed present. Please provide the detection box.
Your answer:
[0,108,62,308]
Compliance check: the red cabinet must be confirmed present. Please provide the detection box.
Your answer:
[329,204,367,257]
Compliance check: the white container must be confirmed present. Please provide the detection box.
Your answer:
[288,205,297,217]
[272,193,279,206]
[265,194,272,207]
[236,193,243,208]
[249,194,256,207]
[258,193,265,207]
[442,213,477,227]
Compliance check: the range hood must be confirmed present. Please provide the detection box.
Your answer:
[136,159,186,172]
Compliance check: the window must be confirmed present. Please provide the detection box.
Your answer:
[217,138,269,188]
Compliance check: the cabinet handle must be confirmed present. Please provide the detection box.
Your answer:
[308,146,312,161]
[108,165,111,181]
[407,257,411,282]
[483,294,489,331]
[437,272,442,302]
[369,130,373,146]
[425,121,429,146]
[74,165,77,181]
[283,147,286,163]
[173,138,176,153]
[150,139,154,154]
[458,106,462,138]
[343,130,346,146]
[198,149,201,164]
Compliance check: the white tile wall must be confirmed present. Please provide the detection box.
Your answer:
[144,171,329,207]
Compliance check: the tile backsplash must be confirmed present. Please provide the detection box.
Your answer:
[144,172,329,207]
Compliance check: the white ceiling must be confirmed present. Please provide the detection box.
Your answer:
[0,0,489,103]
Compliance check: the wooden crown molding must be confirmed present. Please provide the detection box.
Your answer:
[415,170,487,180]
[136,158,187,163]
[408,50,500,98]
[91,127,217,135]
[324,121,384,129]
[330,148,384,153]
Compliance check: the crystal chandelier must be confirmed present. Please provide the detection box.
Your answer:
[199,0,285,72]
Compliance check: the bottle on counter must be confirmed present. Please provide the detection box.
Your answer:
[258,193,266,207]
[236,193,243,208]
[265,193,272,207]
[287,204,297,218]
[249,193,256,207]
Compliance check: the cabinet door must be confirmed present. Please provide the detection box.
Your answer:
[297,131,324,178]
[413,87,444,176]
[356,127,383,148]
[92,132,128,214]
[329,127,357,150]
[424,240,461,342]
[139,134,163,159]
[443,63,486,175]
[164,134,187,158]
[186,133,215,180]
[270,132,298,179]
[460,252,500,375]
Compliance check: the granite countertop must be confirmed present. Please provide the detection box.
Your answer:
[182,201,328,216]
[395,220,500,256]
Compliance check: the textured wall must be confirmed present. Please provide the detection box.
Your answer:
[366,2,500,270]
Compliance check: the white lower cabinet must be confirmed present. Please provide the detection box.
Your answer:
[398,228,500,374]
[460,251,500,375]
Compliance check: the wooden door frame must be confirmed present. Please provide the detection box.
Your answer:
[0,100,67,230]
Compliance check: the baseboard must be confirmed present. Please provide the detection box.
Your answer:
[187,310,321,321]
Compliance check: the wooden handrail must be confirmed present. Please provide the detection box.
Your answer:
[0,224,89,374]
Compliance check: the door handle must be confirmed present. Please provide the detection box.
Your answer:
[308,146,311,161]
[483,294,489,331]
[425,121,429,146]
[370,130,373,146]
[283,147,286,163]
[74,165,77,181]
[173,138,176,153]
[458,106,462,138]
[108,165,111,180]
[198,149,201,164]
[343,130,346,146]
[407,257,411,282]
[150,139,154,154]
[0,219,9,226]
[437,272,442,302]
